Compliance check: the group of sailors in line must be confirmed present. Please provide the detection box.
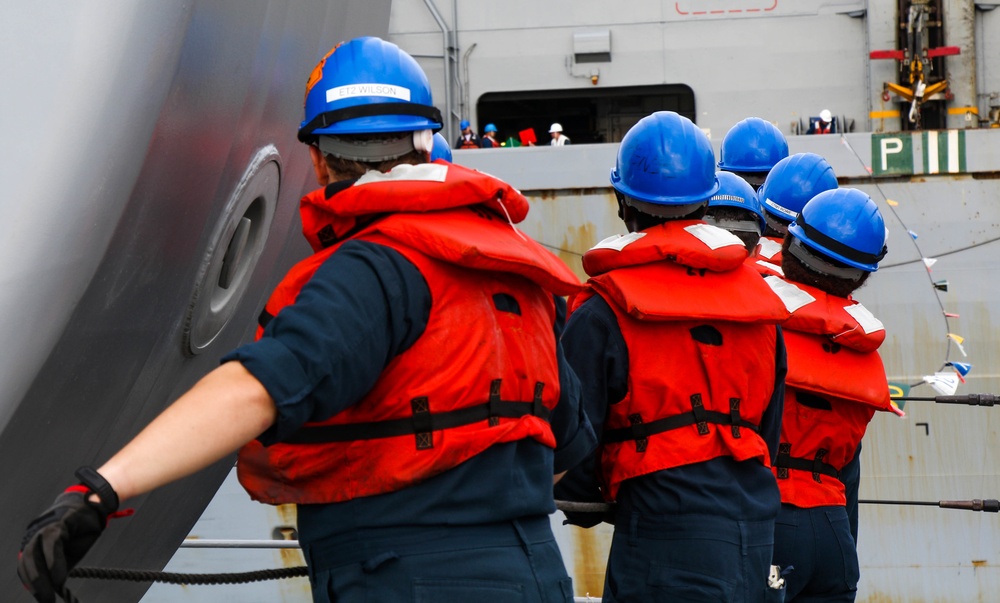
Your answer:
[18,36,890,603]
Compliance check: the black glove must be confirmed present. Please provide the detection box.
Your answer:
[18,467,120,603]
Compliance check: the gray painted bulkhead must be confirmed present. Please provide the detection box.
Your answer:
[390,0,1000,137]
[0,2,391,601]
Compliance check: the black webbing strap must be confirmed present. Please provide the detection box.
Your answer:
[774,444,840,482]
[297,103,443,143]
[797,213,887,266]
[691,393,710,435]
[729,398,743,439]
[75,467,120,513]
[603,393,759,446]
[283,380,550,448]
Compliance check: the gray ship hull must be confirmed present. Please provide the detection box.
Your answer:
[1,2,390,601]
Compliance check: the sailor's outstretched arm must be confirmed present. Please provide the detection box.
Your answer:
[98,361,276,502]
[18,361,275,602]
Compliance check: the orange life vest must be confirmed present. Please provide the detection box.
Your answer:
[766,277,895,507]
[574,222,791,501]
[237,163,582,505]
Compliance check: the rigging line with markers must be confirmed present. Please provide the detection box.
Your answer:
[836,134,961,386]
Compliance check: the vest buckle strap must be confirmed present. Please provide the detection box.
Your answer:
[774,443,840,482]
[488,379,503,427]
[532,382,546,418]
[776,443,791,479]
[411,397,433,450]
[629,414,648,452]
[729,398,742,439]
[281,381,552,446]
[691,394,710,435]
[600,406,760,445]
[812,448,829,483]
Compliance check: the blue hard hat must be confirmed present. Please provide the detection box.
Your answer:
[788,188,888,272]
[610,111,719,208]
[718,117,789,173]
[298,37,442,143]
[708,171,766,232]
[460,119,470,130]
[758,153,838,231]
[484,123,498,133]
[430,132,453,162]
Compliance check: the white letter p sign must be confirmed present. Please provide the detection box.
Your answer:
[880,138,904,171]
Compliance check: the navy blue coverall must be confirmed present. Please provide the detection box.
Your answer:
[226,237,596,603]
[554,294,787,603]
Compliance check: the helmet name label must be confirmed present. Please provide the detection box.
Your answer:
[764,198,797,220]
[326,83,412,102]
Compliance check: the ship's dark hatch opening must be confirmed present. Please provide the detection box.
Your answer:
[475,84,695,145]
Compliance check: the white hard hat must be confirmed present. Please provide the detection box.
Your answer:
[549,123,563,133]
[819,109,832,122]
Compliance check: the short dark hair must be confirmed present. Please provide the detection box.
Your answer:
[704,206,761,251]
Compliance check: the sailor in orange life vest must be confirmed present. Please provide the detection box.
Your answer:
[454,118,479,149]
[753,153,839,275]
[553,111,792,603]
[767,188,897,602]
[17,36,596,603]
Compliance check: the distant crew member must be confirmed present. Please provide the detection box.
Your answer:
[718,117,790,191]
[455,119,480,149]
[755,153,838,273]
[481,123,499,148]
[18,36,595,603]
[807,109,835,135]
[549,122,571,146]
[769,187,898,602]
[554,110,791,603]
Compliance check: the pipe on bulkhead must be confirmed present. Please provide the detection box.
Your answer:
[423,0,454,144]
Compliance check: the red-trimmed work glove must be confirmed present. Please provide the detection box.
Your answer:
[17,467,121,603]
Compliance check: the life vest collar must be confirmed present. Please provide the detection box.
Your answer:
[300,162,529,252]
[771,278,885,352]
[583,220,748,277]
